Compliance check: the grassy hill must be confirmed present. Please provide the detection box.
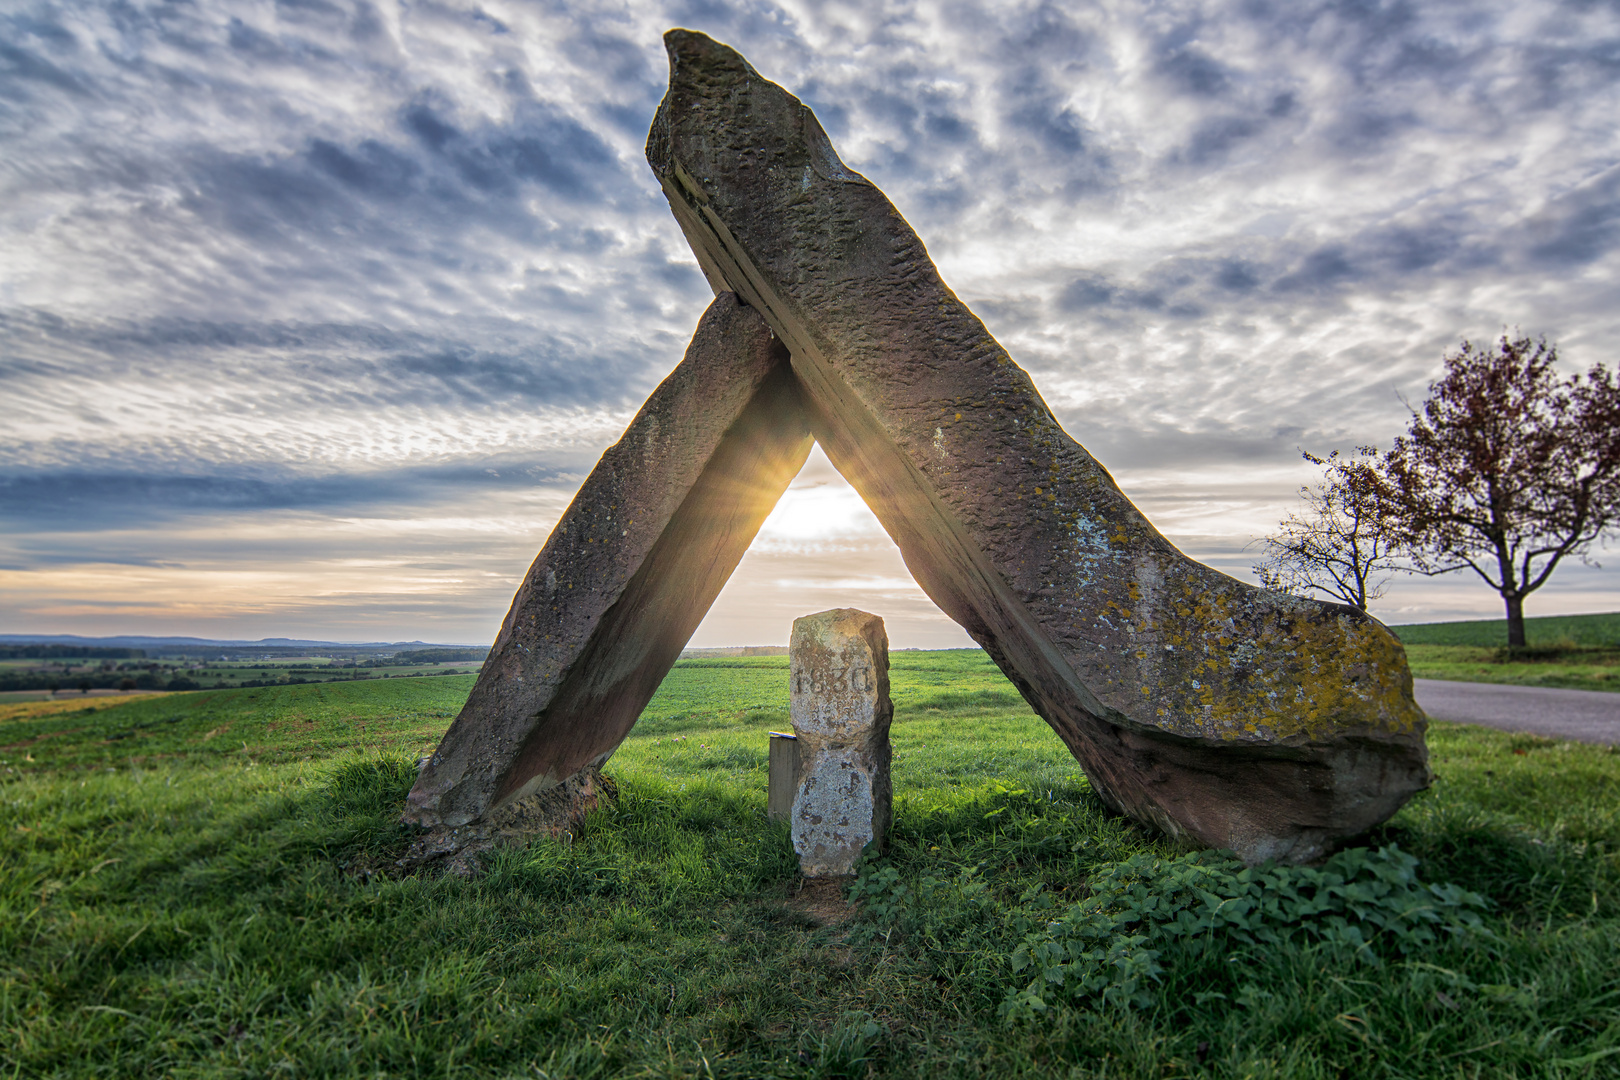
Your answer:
[2,659,1616,1076]
[1391,610,1620,647]
[1390,612,1620,691]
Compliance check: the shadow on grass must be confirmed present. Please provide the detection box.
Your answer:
[4,715,1619,1078]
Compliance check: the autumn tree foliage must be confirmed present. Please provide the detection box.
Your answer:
[1378,335,1620,648]
[1252,447,1403,611]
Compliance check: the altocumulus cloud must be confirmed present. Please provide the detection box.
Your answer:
[1,0,1617,643]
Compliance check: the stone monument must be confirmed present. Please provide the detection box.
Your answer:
[403,29,1431,869]
[789,609,893,877]
[403,294,812,849]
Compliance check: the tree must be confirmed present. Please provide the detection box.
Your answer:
[1253,447,1404,611]
[1377,334,1620,648]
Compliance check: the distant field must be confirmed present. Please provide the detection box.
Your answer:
[1,660,1616,1077]
[0,694,171,724]
[1404,644,1620,693]
[0,655,482,694]
[1391,610,1620,647]
[1389,612,1620,692]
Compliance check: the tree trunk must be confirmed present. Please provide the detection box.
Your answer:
[1504,593,1527,649]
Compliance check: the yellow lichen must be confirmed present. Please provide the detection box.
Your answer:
[1126,577,1422,744]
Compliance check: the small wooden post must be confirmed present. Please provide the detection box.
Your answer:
[767,732,800,821]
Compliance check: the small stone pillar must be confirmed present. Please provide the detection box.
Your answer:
[789,608,893,877]
[766,732,800,821]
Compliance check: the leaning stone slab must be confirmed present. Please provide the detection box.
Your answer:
[398,765,614,878]
[403,293,813,832]
[647,30,1429,864]
[789,609,893,877]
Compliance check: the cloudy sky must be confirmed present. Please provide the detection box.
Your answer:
[3,0,1618,648]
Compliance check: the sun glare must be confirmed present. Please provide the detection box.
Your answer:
[689,443,975,650]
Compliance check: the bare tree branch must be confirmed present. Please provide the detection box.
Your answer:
[1252,447,1407,611]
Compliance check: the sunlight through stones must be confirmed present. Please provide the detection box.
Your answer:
[404,293,812,839]
[789,609,893,878]
[404,29,1431,869]
[642,29,1430,864]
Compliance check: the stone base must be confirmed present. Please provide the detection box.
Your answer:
[793,744,890,877]
[397,766,615,878]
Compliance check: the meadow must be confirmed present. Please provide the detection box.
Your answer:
[1392,612,1620,649]
[2,652,1617,1078]
[1402,645,1620,694]
[1394,612,1620,694]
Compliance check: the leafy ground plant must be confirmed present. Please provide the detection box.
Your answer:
[998,845,1488,1015]
[1,652,1617,1078]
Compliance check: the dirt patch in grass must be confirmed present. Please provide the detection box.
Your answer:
[788,876,857,928]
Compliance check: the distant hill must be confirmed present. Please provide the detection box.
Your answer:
[680,645,790,658]
[0,644,148,660]
[0,634,482,659]
[1389,612,1620,648]
[0,634,470,649]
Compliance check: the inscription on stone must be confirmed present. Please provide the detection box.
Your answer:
[789,608,893,877]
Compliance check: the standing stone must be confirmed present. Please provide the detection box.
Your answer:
[403,293,813,839]
[647,30,1430,864]
[789,609,893,877]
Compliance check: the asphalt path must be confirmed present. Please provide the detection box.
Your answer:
[1413,678,1620,744]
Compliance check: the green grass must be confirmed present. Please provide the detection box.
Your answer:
[3,654,1618,1078]
[1392,611,1620,648]
[1405,644,1620,694]
[1391,612,1620,692]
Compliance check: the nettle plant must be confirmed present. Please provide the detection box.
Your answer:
[846,861,994,935]
[849,843,1489,1018]
[1001,846,1488,1017]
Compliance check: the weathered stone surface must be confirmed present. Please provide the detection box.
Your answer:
[648,30,1430,864]
[766,732,801,822]
[404,293,813,830]
[789,609,892,877]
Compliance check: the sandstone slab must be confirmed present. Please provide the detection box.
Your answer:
[789,609,892,877]
[648,31,1429,864]
[404,293,812,831]
[399,765,614,878]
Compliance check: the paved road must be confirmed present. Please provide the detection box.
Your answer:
[1413,679,1620,744]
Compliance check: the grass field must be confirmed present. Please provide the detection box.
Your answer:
[1403,644,1620,694]
[3,654,1617,1078]
[1392,612,1620,648]
[1391,612,1620,693]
